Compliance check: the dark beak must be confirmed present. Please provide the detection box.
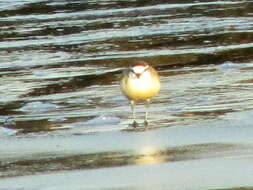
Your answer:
[135,73,141,78]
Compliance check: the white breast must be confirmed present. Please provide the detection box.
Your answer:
[130,71,152,89]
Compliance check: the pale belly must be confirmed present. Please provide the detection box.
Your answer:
[121,76,160,101]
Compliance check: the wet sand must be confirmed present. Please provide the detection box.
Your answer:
[1,0,253,189]
[1,110,253,189]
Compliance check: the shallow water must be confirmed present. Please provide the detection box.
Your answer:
[1,0,253,189]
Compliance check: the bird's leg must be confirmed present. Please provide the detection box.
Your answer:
[144,99,150,126]
[130,100,138,127]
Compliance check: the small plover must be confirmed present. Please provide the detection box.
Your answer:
[120,61,160,127]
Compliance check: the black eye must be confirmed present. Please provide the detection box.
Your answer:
[127,69,135,77]
[130,69,135,74]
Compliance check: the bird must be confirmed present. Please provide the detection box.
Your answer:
[120,61,160,127]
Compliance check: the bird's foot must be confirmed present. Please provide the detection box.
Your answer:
[144,120,148,127]
[130,121,139,128]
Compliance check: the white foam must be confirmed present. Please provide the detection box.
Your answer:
[0,126,17,137]
[19,101,59,113]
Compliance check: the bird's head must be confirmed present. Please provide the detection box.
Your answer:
[129,61,150,79]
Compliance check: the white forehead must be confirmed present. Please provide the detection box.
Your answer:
[132,65,148,74]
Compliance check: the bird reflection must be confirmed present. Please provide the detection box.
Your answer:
[134,146,165,165]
